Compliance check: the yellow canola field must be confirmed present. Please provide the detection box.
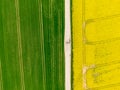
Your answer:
[72,0,120,90]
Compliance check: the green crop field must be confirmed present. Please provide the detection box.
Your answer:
[0,0,65,90]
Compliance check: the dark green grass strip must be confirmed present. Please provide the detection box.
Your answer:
[0,0,65,90]
[70,0,73,89]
